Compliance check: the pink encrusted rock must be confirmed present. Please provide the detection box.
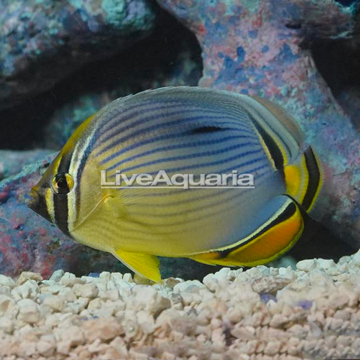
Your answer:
[156,0,360,246]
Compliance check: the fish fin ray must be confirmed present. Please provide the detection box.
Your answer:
[103,193,140,218]
[113,249,161,283]
[103,195,125,218]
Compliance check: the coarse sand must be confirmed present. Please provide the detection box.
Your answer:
[1,251,360,359]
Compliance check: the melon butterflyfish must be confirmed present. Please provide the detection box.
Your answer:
[27,87,323,282]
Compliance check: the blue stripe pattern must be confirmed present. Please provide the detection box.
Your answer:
[85,89,282,234]
[104,134,253,172]
[97,113,253,161]
[116,151,264,177]
[99,97,253,136]
[116,144,262,174]
[99,126,257,167]
[100,99,193,135]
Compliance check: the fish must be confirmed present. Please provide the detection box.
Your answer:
[27,86,323,282]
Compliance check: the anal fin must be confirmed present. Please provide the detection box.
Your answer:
[189,195,304,267]
[113,249,161,283]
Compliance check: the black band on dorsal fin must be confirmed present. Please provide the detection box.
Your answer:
[251,118,285,181]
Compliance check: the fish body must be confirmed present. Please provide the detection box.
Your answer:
[28,87,323,281]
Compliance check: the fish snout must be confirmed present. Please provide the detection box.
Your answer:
[27,187,52,223]
[27,188,40,211]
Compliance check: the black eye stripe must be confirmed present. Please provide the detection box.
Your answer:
[54,194,70,236]
[53,149,73,236]
[54,173,70,194]
[56,175,69,187]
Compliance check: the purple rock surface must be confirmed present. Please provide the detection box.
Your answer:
[0,0,157,109]
[0,150,53,180]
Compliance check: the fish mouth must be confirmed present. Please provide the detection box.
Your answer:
[27,188,52,223]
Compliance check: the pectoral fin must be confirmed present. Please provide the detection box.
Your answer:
[189,195,304,267]
[103,195,125,218]
[113,249,161,283]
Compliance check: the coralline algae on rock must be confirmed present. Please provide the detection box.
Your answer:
[0,150,53,181]
[1,251,360,359]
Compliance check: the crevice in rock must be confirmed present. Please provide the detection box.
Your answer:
[310,37,360,131]
[0,8,203,150]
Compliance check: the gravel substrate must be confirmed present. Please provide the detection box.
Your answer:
[1,251,360,360]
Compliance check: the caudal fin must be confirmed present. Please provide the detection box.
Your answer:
[284,146,323,214]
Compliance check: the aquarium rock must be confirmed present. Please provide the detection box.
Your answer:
[156,0,360,246]
[41,20,202,150]
[0,150,53,181]
[1,251,360,359]
[0,0,157,110]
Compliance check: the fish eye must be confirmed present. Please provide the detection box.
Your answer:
[52,173,74,194]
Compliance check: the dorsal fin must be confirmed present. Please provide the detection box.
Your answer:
[252,96,304,147]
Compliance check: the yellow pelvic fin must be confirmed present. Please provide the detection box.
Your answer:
[189,197,304,267]
[113,249,161,283]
